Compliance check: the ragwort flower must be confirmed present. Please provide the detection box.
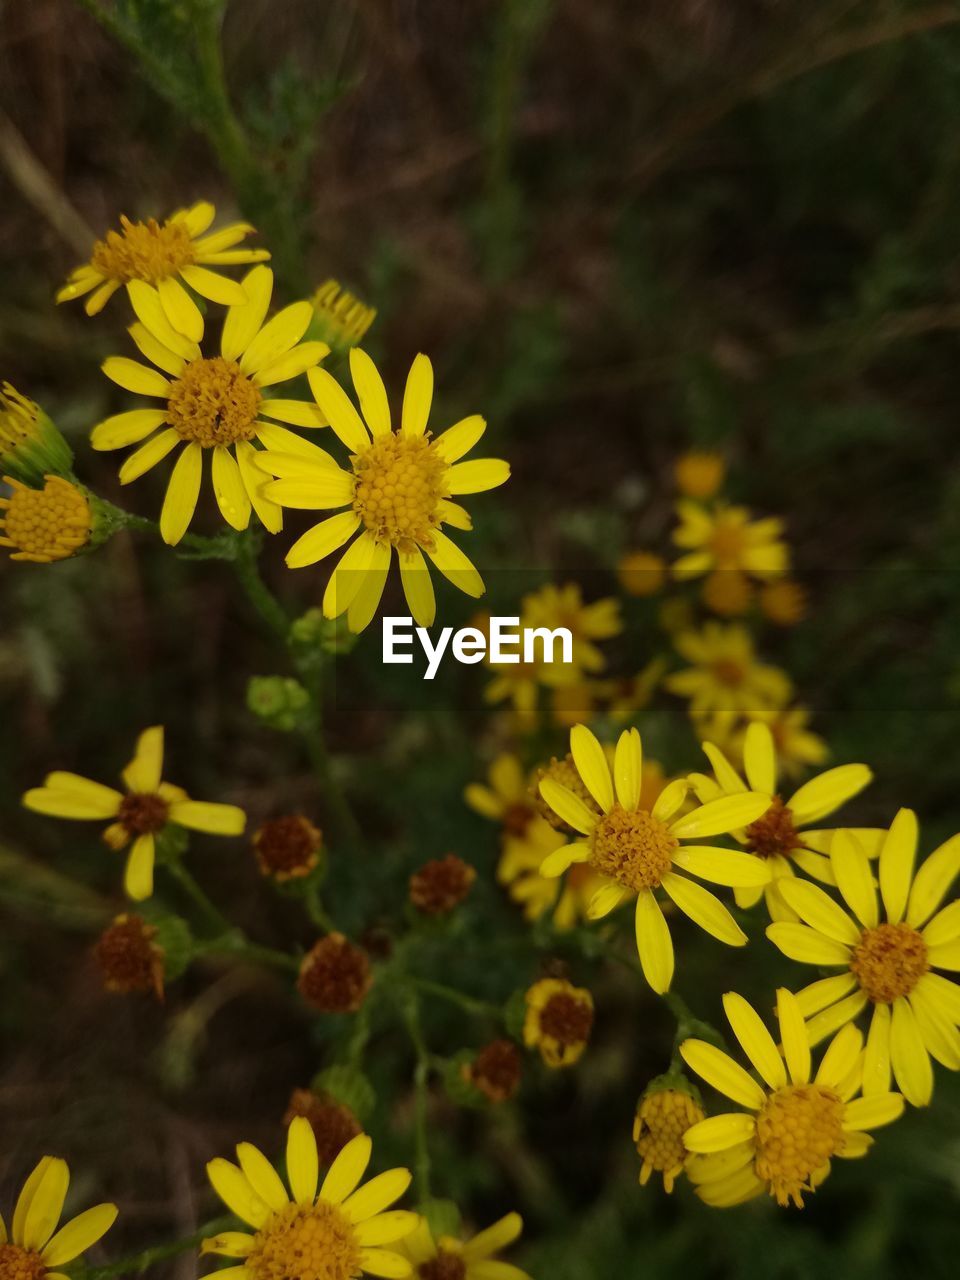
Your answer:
[0,1155,117,1279]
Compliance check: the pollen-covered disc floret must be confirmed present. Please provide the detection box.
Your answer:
[167,357,261,447]
[744,796,802,859]
[92,216,195,284]
[0,475,91,563]
[353,432,448,553]
[850,922,928,1003]
[312,279,377,353]
[0,1244,47,1280]
[246,1200,362,1280]
[590,804,677,891]
[633,1087,705,1192]
[754,1084,845,1208]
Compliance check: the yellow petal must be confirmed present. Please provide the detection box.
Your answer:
[180,264,247,305]
[159,442,203,545]
[124,833,155,900]
[122,725,164,793]
[206,1158,271,1229]
[862,1003,892,1096]
[265,473,355,510]
[539,841,590,878]
[212,446,252,531]
[222,266,274,362]
[200,1231,255,1258]
[635,890,673,994]
[613,727,642,811]
[776,987,810,1085]
[126,281,200,359]
[255,439,342,472]
[682,1113,757,1154]
[570,724,614,813]
[424,530,484,598]
[253,342,329,389]
[22,1157,68,1250]
[588,880,628,919]
[23,774,122,820]
[286,513,361,570]
[157,275,204,342]
[240,302,314,374]
[358,1250,412,1278]
[670,846,771,888]
[307,366,370,453]
[879,807,918,925]
[805,990,868,1048]
[765,922,850,966]
[347,542,391,633]
[651,778,690,824]
[922,899,960,947]
[890,997,933,1105]
[722,992,786,1090]
[323,532,378,619]
[13,1159,54,1244]
[102,356,170,398]
[259,398,328,429]
[907,832,960,928]
[661,873,746,946]
[701,742,747,795]
[830,829,878,928]
[342,1169,412,1223]
[41,1204,118,1267]
[433,415,486,462]
[320,1134,373,1205]
[118,429,180,484]
[842,1093,904,1131]
[461,1212,523,1261]
[815,1022,862,1091]
[775,878,860,945]
[679,1039,766,1109]
[742,721,776,793]
[795,972,858,1018]
[235,1144,288,1213]
[127,321,187,377]
[788,764,872,825]
[286,1116,319,1205]
[349,348,391,435]
[401,354,433,436]
[446,459,510,495]
[236,440,283,534]
[91,409,169,451]
[168,800,246,835]
[355,1212,421,1247]
[537,778,595,836]
[668,792,769,839]
[399,546,436,628]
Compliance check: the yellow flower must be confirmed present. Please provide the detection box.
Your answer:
[759,578,807,626]
[701,569,753,617]
[521,583,621,677]
[398,1212,530,1280]
[766,814,960,1108]
[537,724,771,992]
[674,451,725,500]
[1,475,91,563]
[56,201,269,325]
[681,988,904,1207]
[311,280,376,353]
[617,550,666,597]
[0,383,74,486]
[665,623,792,727]
[256,350,509,633]
[22,725,245,900]
[603,659,666,724]
[673,502,788,581]
[523,977,594,1067]
[730,704,828,778]
[464,753,537,834]
[90,265,329,544]
[690,721,876,920]
[202,1119,417,1280]
[0,1154,117,1279]
[633,1082,705,1192]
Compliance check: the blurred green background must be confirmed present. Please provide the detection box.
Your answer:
[2,2,960,1276]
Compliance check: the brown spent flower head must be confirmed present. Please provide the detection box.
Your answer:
[524,978,594,1068]
[297,933,371,1013]
[94,913,164,999]
[409,854,477,915]
[466,1039,522,1103]
[254,815,322,880]
[419,1253,467,1280]
[283,1087,362,1165]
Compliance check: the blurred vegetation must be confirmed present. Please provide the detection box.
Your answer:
[3,1,960,1277]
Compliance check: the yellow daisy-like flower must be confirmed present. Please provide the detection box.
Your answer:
[311,279,377,354]
[617,550,666,597]
[90,264,329,544]
[536,724,772,992]
[0,1155,117,1279]
[498,825,600,930]
[56,201,269,327]
[674,451,725,500]
[681,988,904,1208]
[673,502,788,581]
[464,753,537,836]
[766,814,960,1107]
[398,1212,530,1280]
[523,977,594,1067]
[729,704,828,779]
[256,350,509,633]
[690,721,876,921]
[633,1082,706,1193]
[22,725,246,900]
[201,1119,417,1280]
[665,623,792,728]
[520,583,622,677]
[0,475,91,563]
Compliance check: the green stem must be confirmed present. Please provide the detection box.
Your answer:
[401,993,432,1200]
[164,860,234,936]
[412,977,502,1021]
[304,881,337,932]
[195,933,301,975]
[232,530,291,642]
[76,1215,233,1279]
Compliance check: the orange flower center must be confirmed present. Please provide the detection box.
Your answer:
[1,475,91,563]
[744,797,802,859]
[590,804,677,890]
[754,1084,845,1207]
[246,1201,362,1280]
[167,356,261,448]
[119,792,170,836]
[91,215,195,283]
[708,517,747,564]
[850,922,928,1003]
[711,658,746,687]
[633,1089,705,1173]
[0,1244,46,1280]
[419,1252,467,1280]
[352,433,447,552]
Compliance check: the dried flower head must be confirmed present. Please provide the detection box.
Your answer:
[283,1088,363,1166]
[465,1040,522,1103]
[94,913,165,999]
[254,815,322,880]
[298,934,372,1013]
[409,855,476,915]
[523,977,594,1068]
